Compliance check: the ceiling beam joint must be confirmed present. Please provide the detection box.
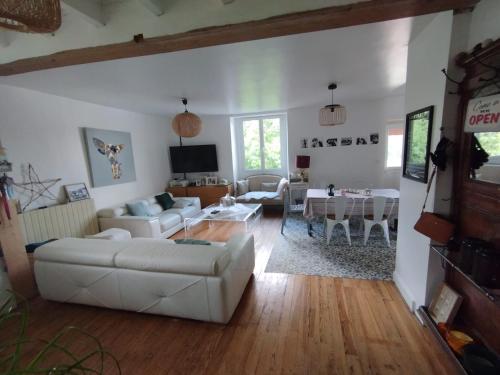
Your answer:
[138,0,165,16]
[62,0,105,27]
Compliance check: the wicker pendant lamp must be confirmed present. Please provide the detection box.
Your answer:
[171,98,202,138]
[0,0,61,33]
[319,83,346,126]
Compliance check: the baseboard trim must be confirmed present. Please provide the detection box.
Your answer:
[393,271,416,313]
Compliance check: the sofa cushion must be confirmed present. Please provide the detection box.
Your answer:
[236,192,279,201]
[173,198,193,208]
[261,182,278,192]
[114,239,231,276]
[97,206,127,218]
[34,238,128,267]
[155,193,175,210]
[236,180,249,195]
[126,201,152,217]
[148,203,164,216]
[166,205,199,220]
[158,212,182,232]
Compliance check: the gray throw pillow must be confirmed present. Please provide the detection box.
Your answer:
[237,180,249,195]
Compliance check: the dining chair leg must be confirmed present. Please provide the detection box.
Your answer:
[382,220,391,247]
[326,220,335,243]
[342,220,351,246]
[363,220,372,245]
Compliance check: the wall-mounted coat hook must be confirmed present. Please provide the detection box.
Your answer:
[441,68,462,85]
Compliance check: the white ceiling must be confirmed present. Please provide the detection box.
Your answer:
[0,16,433,116]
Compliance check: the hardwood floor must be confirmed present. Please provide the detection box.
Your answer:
[3,212,455,374]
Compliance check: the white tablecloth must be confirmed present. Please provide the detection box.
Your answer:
[303,189,400,219]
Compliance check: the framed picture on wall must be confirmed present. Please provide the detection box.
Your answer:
[403,106,434,183]
[64,183,90,202]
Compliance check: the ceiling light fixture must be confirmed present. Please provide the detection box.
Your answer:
[0,0,61,33]
[171,98,202,139]
[319,83,346,126]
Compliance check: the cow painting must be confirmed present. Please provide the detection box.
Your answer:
[93,138,125,179]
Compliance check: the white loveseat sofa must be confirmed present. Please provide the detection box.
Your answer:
[34,233,255,323]
[97,194,201,238]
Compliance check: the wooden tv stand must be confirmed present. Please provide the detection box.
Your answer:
[166,184,233,208]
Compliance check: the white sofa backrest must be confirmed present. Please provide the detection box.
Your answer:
[35,237,231,276]
[115,238,230,276]
[97,193,174,218]
[247,174,283,192]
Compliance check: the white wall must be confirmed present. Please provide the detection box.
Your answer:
[0,84,170,210]
[467,0,500,49]
[394,11,455,311]
[287,95,404,189]
[166,114,234,183]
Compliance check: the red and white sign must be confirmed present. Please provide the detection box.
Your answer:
[465,93,500,133]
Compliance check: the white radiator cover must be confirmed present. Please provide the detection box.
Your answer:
[18,199,99,244]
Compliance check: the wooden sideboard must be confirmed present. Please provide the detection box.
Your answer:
[166,184,233,208]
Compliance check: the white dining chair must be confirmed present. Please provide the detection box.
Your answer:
[324,195,354,245]
[362,196,394,247]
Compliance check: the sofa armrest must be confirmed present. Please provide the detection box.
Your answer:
[225,233,255,265]
[98,216,162,238]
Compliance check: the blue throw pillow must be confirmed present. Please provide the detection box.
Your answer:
[126,201,152,217]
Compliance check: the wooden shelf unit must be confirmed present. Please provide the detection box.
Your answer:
[166,184,233,208]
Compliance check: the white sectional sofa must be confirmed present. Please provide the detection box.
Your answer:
[97,194,201,238]
[34,233,255,323]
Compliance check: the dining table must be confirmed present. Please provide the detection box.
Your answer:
[303,188,400,236]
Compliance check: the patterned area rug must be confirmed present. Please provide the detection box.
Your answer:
[265,213,397,280]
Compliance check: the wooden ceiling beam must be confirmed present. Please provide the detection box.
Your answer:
[138,0,165,16]
[0,0,479,76]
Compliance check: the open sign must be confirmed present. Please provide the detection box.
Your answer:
[465,94,500,132]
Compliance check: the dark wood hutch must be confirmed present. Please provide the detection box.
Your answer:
[419,39,500,374]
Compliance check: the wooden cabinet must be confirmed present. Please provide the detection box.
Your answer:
[166,184,233,208]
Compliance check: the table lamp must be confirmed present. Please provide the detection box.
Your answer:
[295,155,310,182]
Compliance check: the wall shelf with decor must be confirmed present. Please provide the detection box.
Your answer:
[430,245,500,306]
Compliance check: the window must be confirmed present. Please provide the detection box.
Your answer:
[386,126,404,168]
[233,114,288,176]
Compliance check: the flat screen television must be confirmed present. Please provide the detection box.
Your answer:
[169,145,218,173]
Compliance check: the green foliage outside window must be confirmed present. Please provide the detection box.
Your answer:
[243,117,282,170]
[408,117,429,165]
[263,118,281,169]
[476,132,500,157]
[243,120,261,170]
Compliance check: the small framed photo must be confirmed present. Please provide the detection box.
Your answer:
[428,283,463,325]
[341,137,352,146]
[311,137,324,148]
[356,137,367,145]
[326,138,337,147]
[64,183,90,202]
[205,176,218,185]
